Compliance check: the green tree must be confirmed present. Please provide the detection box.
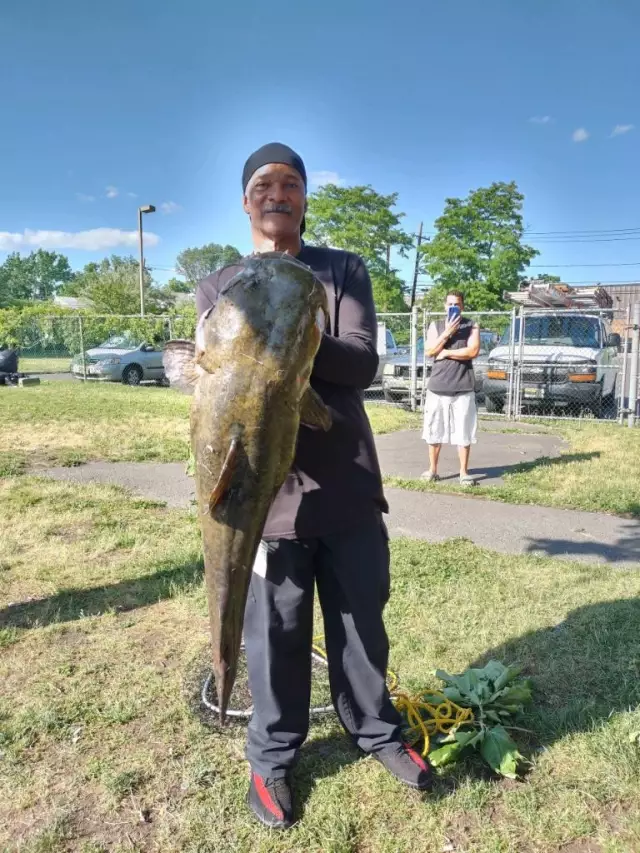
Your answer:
[66,255,163,315]
[530,273,561,283]
[305,184,414,311]
[420,182,539,311]
[176,243,242,287]
[0,250,74,306]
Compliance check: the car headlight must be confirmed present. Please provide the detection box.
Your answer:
[487,360,508,380]
[567,362,597,382]
[97,358,121,366]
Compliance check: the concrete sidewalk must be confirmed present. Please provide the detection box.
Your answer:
[39,459,640,569]
[375,428,567,486]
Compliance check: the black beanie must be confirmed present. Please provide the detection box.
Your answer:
[242,142,307,235]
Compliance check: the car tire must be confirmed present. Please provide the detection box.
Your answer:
[485,396,504,414]
[122,365,143,386]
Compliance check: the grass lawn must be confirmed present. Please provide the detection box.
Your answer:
[386,419,640,518]
[19,357,73,374]
[0,384,419,477]
[1,476,639,852]
[1,382,640,516]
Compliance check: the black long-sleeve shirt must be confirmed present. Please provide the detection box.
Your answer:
[195,243,389,540]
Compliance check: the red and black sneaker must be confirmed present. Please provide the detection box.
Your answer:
[373,741,434,791]
[247,771,294,829]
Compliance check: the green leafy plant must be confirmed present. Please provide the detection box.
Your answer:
[426,660,533,779]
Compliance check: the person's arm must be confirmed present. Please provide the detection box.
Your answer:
[436,323,481,361]
[426,316,461,357]
[311,255,379,389]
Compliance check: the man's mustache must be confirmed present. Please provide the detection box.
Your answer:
[262,203,292,215]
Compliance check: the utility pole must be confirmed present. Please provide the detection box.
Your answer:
[138,204,156,317]
[409,221,424,309]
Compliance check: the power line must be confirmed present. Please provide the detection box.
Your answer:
[530,261,640,268]
[530,235,640,244]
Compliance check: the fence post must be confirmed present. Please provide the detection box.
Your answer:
[618,305,631,426]
[409,305,419,411]
[627,303,640,428]
[419,309,429,411]
[78,316,87,381]
[505,306,517,420]
[514,307,525,420]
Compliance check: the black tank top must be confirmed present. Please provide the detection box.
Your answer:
[428,317,475,396]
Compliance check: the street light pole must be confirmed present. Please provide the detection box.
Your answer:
[137,204,156,317]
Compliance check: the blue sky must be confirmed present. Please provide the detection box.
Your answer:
[2,0,639,290]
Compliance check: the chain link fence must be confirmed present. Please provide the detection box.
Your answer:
[373,304,640,427]
[1,314,195,385]
[3,307,639,425]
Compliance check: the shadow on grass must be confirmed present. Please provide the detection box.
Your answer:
[470,598,640,753]
[389,451,602,491]
[467,450,602,485]
[0,557,204,630]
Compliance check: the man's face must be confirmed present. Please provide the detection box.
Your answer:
[243,163,306,239]
[445,294,463,312]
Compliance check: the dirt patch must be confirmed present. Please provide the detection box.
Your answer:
[182,642,335,732]
[559,841,603,853]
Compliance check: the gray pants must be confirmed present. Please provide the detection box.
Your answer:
[243,512,403,778]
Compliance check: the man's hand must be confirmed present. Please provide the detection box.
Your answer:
[435,349,449,361]
[444,316,461,338]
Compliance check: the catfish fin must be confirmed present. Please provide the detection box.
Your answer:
[300,387,332,431]
[208,437,240,513]
[162,340,203,395]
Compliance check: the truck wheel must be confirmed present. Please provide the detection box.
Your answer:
[485,396,504,414]
[590,391,603,419]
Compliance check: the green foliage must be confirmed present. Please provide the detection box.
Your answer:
[420,181,539,311]
[0,250,74,307]
[60,255,171,315]
[426,660,533,779]
[305,183,414,311]
[531,273,561,283]
[176,243,242,286]
[0,301,196,360]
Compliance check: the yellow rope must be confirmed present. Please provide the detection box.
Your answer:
[312,635,474,758]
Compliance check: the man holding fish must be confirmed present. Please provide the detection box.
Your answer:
[171,142,432,829]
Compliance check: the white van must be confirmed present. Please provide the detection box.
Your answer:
[484,312,621,417]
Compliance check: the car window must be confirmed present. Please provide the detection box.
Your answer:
[386,330,394,349]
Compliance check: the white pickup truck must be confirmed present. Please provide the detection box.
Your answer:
[375,321,401,383]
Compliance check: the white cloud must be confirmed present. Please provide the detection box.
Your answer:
[610,124,634,137]
[105,185,119,199]
[0,228,160,252]
[572,127,590,143]
[309,171,345,188]
[75,193,95,202]
[160,201,182,214]
[127,191,138,198]
[529,115,552,124]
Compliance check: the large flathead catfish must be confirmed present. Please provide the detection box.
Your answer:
[163,251,332,723]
